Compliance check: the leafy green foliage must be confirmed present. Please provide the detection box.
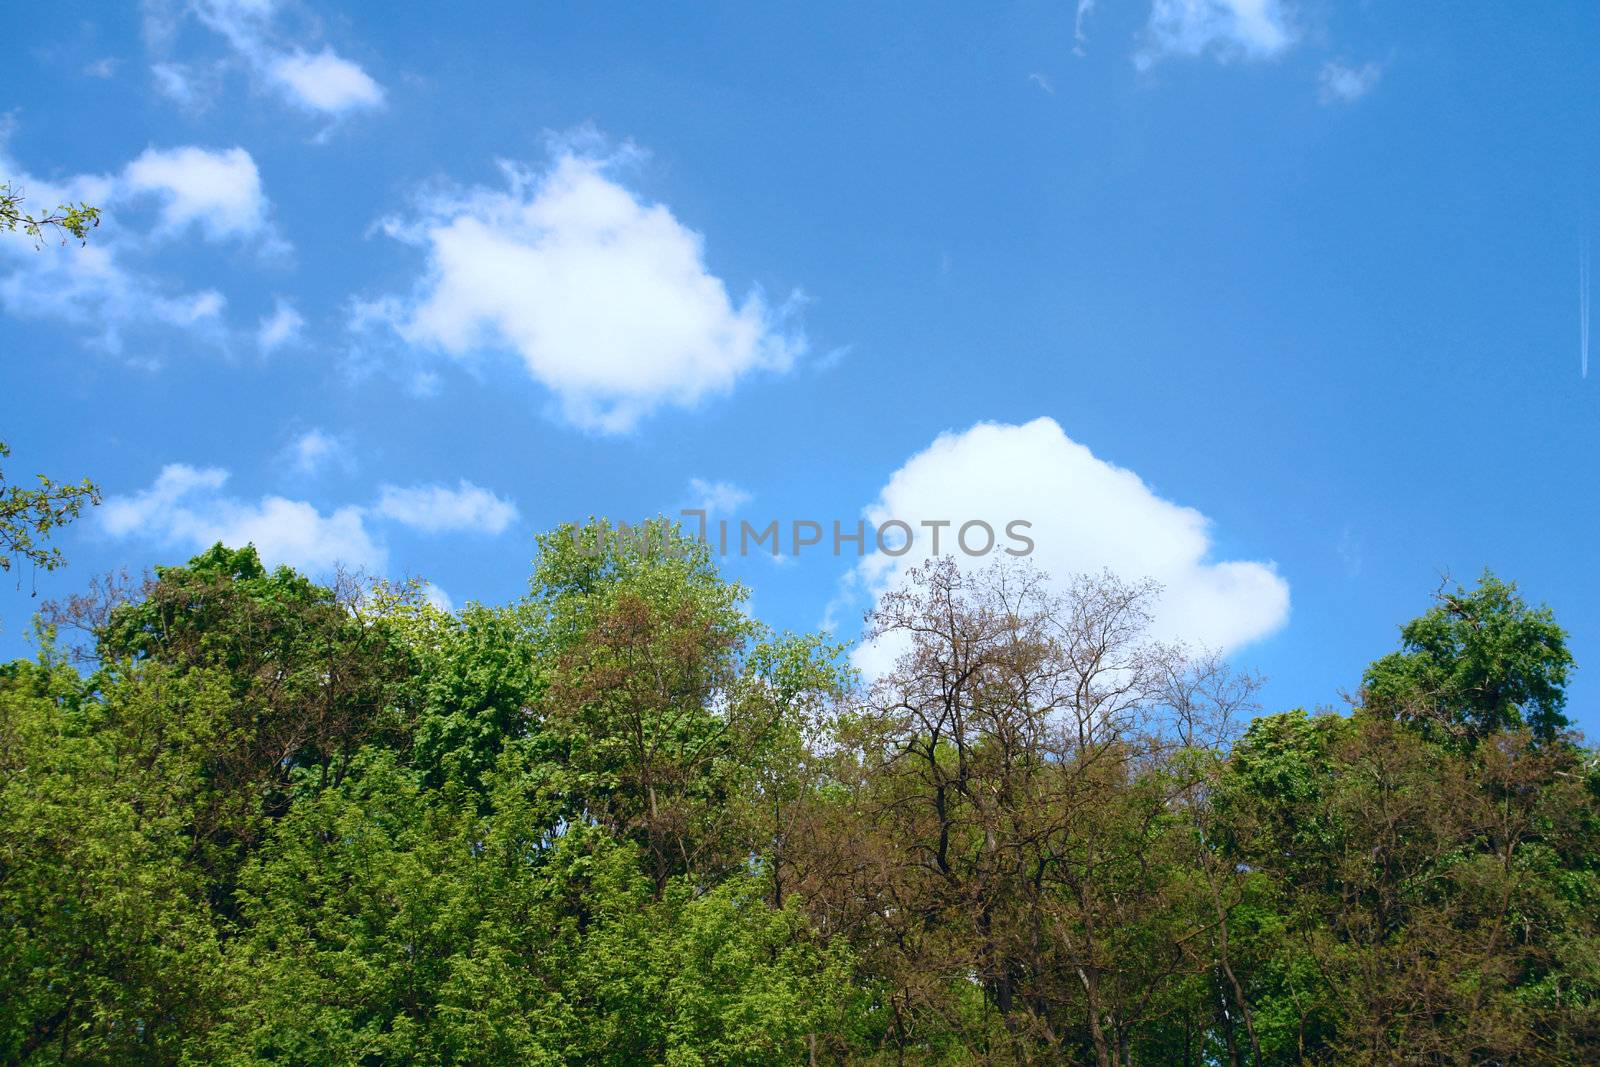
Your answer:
[0,440,100,581]
[1,540,1595,1064]
[1364,571,1574,744]
[0,182,101,247]
[0,658,228,1062]
[1,182,102,617]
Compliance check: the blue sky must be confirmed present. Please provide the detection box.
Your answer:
[2,1,1597,731]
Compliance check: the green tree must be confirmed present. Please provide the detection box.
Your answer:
[94,544,414,926]
[534,519,846,896]
[0,657,229,1062]
[5,532,1598,1065]
[1363,572,1574,744]
[1219,707,1600,1064]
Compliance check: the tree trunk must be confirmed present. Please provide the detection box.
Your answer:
[1079,966,1112,1067]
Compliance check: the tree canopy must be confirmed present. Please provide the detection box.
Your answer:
[1,528,1596,1064]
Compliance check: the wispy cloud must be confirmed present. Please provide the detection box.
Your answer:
[284,428,352,476]
[257,297,305,353]
[146,0,385,123]
[1074,0,1096,56]
[374,480,520,535]
[1318,59,1383,104]
[149,61,208,109]
[0,139,282,351]
[1136,0,1297,70]
[685,477,752,517]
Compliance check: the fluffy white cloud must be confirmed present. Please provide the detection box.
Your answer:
[154,0,385,120]
[99,464,229,535]
[258,298,305,352]
[374,480,520,535]
[102,465,521,575]
[267,48,384,114]
[1319,60,1382,104]
[0,143,275,349]
[1137,0,1296,69]
[848,417,1289,676]
[100,463,386,573]
[123,146,270,240]
[371,150,803,432]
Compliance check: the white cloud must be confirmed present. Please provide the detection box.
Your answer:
[123,146,270,241]
[1319,60,1382,104]
[374,480,519,535]
[0,144,274,248]
[0,142,276,349]
[285,428,350,476]
[1074,0,1096,55]
[686,477,751,517]
[150,61,193,102]
[154,0,385,120]
[100,463,386,574]
[847,417,1289,677]
[370,149,804,433]
[149,60,223,110]
[258,298,305,352]
[0,237,228,352]
[267,48,384,114]
[102,464,520,575]
[100,464,229,535]
[166,288,228,324]
[1137,0,1296,69]
[83,57,120,79]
